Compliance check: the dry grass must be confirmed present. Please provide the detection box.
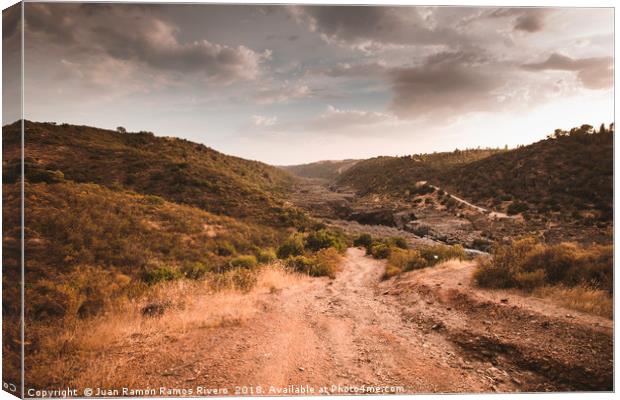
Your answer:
[533,286,613,319]
[26,264,303,389]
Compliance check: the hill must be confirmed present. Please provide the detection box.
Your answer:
[336,148,505,195]
[280,159,360,181]
[2,120,316,325]
[335,125,613,226]
[3,121,306,227]
[440,127,613,222]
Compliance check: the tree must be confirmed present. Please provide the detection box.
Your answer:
[599,123,606,134]
[116,126,127,134]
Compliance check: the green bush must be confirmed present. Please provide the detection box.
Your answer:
[353,233,373,248]
[216,241,236,256]
[370,243,391,259]
[229,255,258,269]
[418,244,465,264]
[256,248,276,264]
[286,248,342,279]
[286,255,315,274]
[389,236,408,249]
[142,265,182,285]
[304,229,347,252]
[210,268,257,292]
[386,244,465,278]
[277,234,305,259]
[181,261,210,279]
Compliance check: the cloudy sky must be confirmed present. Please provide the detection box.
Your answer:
[3,3,614,164]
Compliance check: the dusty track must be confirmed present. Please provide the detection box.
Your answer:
[81,248,612,394]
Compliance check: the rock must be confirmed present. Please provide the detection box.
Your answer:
[500,298,509,303]
[382,290,390,295]
[298,367,305,372]
[511,377,522,385]
[431,322,445,331]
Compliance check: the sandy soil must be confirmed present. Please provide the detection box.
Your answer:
[72,248,612,395]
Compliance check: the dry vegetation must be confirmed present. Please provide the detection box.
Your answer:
[4,120,308,227]
[474,237,613,318]
[27,264,305,389]
[0,121,355,388]
[350,233,467,280]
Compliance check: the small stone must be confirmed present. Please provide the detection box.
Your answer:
[500,298,509,303]
[298,367,305,372]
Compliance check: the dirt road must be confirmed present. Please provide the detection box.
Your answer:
[80,248,612,394]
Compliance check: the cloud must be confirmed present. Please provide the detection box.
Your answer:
[309,105,396,131]
[522,53,613,89]
[254,82,311,104]
[388,51,507,119]
[25,3,270,84]
[288,5,465,51]
[320,61,388,78]
[489,8,551,33]
[251,115,278,127]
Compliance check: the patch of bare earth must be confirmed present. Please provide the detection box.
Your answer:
[383,259,613,392]
[55,249,612,395]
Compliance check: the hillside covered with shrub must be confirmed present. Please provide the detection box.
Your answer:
[2,121,355,326]
[441,125,613,221]
[281,159,360,181]
[3,121,305,227]
[336,148,505,195]
[336,124,613,224]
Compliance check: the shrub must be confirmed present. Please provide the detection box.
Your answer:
[181,261,210,279]
[370,243,391,259]
[210,268,257,292]
[387,236,408,249]
[142,265,182,285]
[229,255,258,269]
[514,269,546,291]
[216,241,236,256]
[386,244,464,278]
[383,264,402,280]
[473,256,515,288]
[310,248,342,279]
[286,256,315,274]
[353,233,373,248]
[277,234,305,259]
[418,244,465,264]
[286,248,342,279]
[304,229,347,252]
[507,201,529,215]
[256,248,276,264]
[473,238,613,293]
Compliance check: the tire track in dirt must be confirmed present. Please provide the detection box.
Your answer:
[79,248,612,394]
